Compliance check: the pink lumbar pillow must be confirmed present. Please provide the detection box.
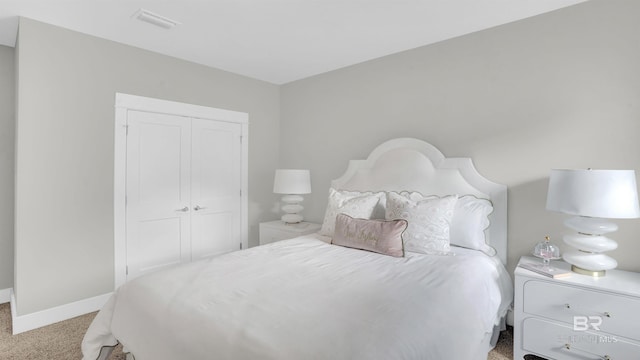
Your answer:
[332,213,407,257]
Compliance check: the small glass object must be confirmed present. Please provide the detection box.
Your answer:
[533,235,561,268]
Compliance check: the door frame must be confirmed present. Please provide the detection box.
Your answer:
[114,93,248,288]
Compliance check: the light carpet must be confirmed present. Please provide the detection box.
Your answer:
[0,302,513,359]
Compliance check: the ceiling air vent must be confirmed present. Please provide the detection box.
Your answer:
[132,9,180,29]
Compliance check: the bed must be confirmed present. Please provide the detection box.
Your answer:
[82,138,513,360]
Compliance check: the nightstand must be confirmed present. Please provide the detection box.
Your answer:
[259,220,321,245]
[514,256,640,360]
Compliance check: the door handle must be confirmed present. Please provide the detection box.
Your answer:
[194,205,206,211]
[176,206,189,212]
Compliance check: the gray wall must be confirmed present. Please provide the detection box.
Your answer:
[0,45,15,292]
[280,0,640,276]
[14,18,279,315]
[7,0,640,317]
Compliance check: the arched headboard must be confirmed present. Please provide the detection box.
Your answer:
[331,138,508,265]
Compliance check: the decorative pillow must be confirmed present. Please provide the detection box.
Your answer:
[332,214,407,257]
[399,192,495,256]
[385,192,458,255]
[319,188,383,236]
[450,195,496,256]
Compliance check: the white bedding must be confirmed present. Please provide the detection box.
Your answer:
[83,234,512,360]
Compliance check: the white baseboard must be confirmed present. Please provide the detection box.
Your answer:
[10,289,112,335]
[0,288,11,303]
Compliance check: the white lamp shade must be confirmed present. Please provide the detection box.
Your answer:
[273,169,311,195]
[546,169,640,219]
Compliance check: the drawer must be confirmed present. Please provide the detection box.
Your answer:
[523,280,640,340]
[260,227,289,244]
[522,317,640,360]
[259,226,300,245]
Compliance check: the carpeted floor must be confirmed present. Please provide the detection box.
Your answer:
[1,302,513,359]
[0,302,126,360]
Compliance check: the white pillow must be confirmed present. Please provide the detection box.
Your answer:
[319,188,383,237]
[450,195,495,256]
[399,192,495,256]
[385,192,458,255]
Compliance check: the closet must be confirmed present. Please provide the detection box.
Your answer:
[114,94,248,286]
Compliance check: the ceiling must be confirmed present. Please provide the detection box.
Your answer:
[0,0,587,84]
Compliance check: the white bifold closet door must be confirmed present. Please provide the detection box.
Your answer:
[125,110,242,280]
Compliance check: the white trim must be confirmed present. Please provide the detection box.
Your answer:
[0,288,11,303]
[10,289,112,334]
[114,93,248,124]
[114,93,249,288]
[114,104,128,289]
[240,122,249,251]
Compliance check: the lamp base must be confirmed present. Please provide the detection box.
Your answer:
[562,216,619,277]
[564,216,618,234]
[280,194,305,224]
[571,265,606,277]
[562,249,617,277]
[281,213,303,224]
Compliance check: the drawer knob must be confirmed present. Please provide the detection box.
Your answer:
[604,311,611,318]
[564,343,611,360]
[564,303,571,309]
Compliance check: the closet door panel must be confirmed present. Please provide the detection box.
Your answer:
[137,218,182,272]
[191,212,233,259]
[126,110,191,279]
[191,119,242,260]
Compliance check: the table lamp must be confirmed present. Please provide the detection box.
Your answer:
[273,169,311,224]
[546,169,640,277]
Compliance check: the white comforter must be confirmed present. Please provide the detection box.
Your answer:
[83,235,512,360]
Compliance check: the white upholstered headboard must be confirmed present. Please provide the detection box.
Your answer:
[331,138,508,265]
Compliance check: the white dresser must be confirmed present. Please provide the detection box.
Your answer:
[259,220,321,245]
[514,256,640,360]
